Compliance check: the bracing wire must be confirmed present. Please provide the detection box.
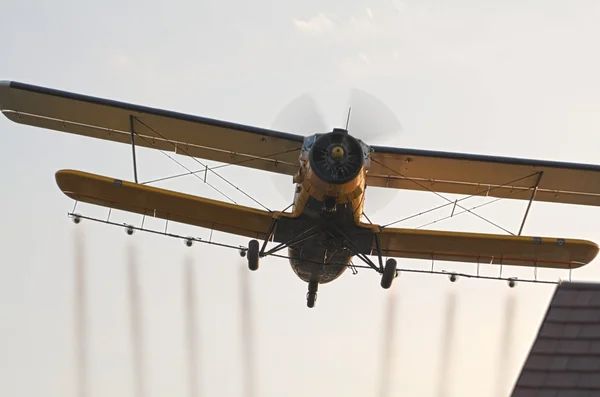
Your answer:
[141,147,301,185]
[133,117,272,212]
[374,159,540,235]
[414,187,534,230]
[381,172,539,228]
[132,132,238,205]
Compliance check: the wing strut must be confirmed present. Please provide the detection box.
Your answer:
[129,115,139,183]
[517,171,544,235]
[262,225,320,257]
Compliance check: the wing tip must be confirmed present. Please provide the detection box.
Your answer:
[0,80,12,110]
[581,240,600,265]
[55,169,91,199]
[55,168,80,182]
[567,238,600,267]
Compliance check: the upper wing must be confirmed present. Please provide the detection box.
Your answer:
[0,81,304,175]
[374,227,599,269]
[56,170,276,239]
[368,146,600,206]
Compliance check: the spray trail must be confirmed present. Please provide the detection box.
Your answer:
[377,287,398,397]
[494,294,516,397]
[184,257,200,397]
[436,291,457,397]
[73,230,88,397]
[127,244,146,397]
[239,262,256,397]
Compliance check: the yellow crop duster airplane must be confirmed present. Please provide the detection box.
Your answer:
[1,81,599,307]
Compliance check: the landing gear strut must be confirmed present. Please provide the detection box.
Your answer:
[306,281,318,308]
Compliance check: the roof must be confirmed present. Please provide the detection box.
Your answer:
[510,281,600,396]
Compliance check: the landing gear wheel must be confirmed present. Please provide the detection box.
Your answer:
[247,239,259,271]
[380,258,397,289]
[306,281,318,308]
[307,292,317,308]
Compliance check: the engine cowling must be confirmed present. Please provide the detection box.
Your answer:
[308,129,365,184]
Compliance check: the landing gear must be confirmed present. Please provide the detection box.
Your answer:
[247,239,259,271]
[306,281,318,308]
[380,258,397,289]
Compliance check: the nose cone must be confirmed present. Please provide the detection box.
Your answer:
[331,146,344,160]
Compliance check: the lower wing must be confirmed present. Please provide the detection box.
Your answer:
[373,227,598,269]
[56,170,277,239]
[55,170,599,269]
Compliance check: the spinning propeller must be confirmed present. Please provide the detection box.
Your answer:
[270,87,403,216]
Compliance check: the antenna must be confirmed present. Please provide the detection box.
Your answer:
[345,107,352,130]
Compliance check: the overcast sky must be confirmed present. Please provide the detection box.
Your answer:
[2,1,600,397]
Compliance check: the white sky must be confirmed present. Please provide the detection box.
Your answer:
[1,1,600,396]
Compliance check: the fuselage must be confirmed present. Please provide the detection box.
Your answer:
[282,129,372,284]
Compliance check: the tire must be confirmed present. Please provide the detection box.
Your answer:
[381,258,397,289]
[307,292,317,308]
[306,280,318,308]
[247,239,259,271]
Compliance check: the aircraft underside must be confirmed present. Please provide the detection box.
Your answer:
[286,195,359,285]
[283,204,359,308]
[245,194,396,308]
[287,242,350,308]
[287,241,351,285]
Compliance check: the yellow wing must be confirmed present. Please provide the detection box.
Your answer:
[50,169,600,269]
[368,146,600,206]
[373,227,599,269]
[56,170,276,239]
[0,81,303,175]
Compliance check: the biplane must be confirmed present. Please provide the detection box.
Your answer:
[1,81,599,307]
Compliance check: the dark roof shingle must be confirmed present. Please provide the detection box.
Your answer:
[511,282,600,397]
